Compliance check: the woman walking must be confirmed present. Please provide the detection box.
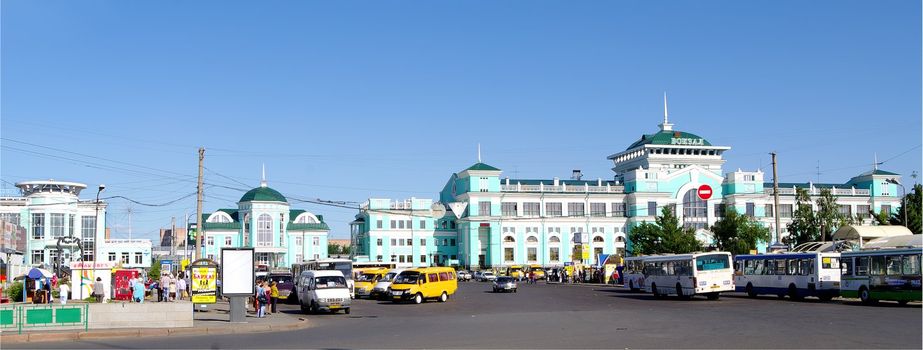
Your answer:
[270,281,279,314]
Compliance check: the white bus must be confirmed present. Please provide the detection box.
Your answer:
[733,252,841,301]
[623,256,646,291]
[642,252,734,300]
[291,258,355,300]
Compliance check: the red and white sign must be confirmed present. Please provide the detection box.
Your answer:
[697,184,713,200]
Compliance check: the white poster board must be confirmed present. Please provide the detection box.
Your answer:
[220,248,254,296]
[69,261,116,301]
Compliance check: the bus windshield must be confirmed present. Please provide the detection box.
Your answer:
[393,272,420,284]
[314,276,347,289]
[696,254,730,271]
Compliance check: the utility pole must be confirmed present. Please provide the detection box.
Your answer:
[195,147,205,260]
[771,152,782,245]
[171,216,176,257]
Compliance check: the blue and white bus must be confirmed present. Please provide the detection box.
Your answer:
[733,252,841,301]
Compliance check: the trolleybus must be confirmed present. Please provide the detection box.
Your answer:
[734,252,841,301]
[641,252,734,300]
[841,247,921,305]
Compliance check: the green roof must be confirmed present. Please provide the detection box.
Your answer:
[239,186,287,203]
[766,182,857,189]
[466,162,501,171]
[626,130,712,150]
[859,169,900,176]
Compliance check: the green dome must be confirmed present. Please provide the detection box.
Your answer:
[626,130,712,150]
[239,186,287,203]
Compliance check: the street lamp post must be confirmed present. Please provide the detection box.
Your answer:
[93,184,105,263]
[885,178,907,227]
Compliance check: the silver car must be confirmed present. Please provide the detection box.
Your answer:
[493,276,517,293]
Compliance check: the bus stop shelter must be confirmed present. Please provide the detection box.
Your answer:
[831,225,913,248]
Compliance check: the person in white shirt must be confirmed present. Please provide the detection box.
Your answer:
[59,280,70,305]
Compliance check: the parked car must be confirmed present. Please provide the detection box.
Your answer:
[493,277,517,293]
[297,270,351,314]
[478,271,497,282]
[457,270,472,281]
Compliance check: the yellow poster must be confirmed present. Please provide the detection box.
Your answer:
[191,266,217,304]
[581,244,590,260]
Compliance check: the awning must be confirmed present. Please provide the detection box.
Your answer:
[831,225,912,241]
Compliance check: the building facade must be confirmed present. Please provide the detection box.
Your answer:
[199,179,330,267]
[353,116,902,270]
[0,181,108,269]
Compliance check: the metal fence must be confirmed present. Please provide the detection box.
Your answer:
[0,304,88,334]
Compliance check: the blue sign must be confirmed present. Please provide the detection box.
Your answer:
[564,262,573,266]
[161,260,173,272]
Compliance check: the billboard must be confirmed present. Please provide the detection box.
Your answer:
[220,248,254,296]
[191,266,217,304]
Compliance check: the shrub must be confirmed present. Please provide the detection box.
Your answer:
[5,281,24,302]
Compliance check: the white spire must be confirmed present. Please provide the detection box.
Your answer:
[260,163,267,187]
[477,143,482,163]
[874,153,879,171]
[659,92,674,131]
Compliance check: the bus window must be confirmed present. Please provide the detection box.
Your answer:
[787,259,798,275]
[799,259,811,276]
[886,256,902,275]
[806,258,815,275]
[774,260,786,275]
[870,256,886,276]
[856,256,869,276]
[903,255,921,275]
[754,260,765,275]
[695,254,730,271]
[840,258,852,276]
[822,257,839,269]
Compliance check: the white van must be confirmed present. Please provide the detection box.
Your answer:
[297,270,351,314]
[371,268,405,300]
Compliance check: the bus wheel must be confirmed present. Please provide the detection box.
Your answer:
[788,285,803,301]
[413,293,423,304]
[706,293,720,300]
[439,292,448,302]
[628,281,635,291]
[898,300,909,305]
[818,294,834,302]
[746,283,757,298]
[859,287,876,305]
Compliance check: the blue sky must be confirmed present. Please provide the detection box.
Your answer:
[2,0,920,241]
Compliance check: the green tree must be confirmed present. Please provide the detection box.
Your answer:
[628,221,661,255]
[711,208,772,255]
[657,206,703,254]
[874,210,891,226]
[327,243,350,255]
[815,188,843,241]
[628,206,702,255]
[786,188,818,246]
[148,258,161,280]
[891,184,922,234]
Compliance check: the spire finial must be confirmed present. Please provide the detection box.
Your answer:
[261,163,267,187]
[477,143,482,163]
[659,92,674,131]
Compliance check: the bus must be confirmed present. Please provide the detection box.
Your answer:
[291,258,355,300]
[623,256,646,291]
[733,252,841,301]
[641,252,734,300]
[840,247,921,305]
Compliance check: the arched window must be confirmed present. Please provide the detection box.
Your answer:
[616,236,625,242]
[295,215,317,224]
[549,236,560,243]
[208,213,232,223]
[682,188,708,230]
[593,236,604,243]
[257,214,272,247]
[526,236,538,243]
[503,236,515,243]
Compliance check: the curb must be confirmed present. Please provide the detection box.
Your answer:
[1,317,310,344]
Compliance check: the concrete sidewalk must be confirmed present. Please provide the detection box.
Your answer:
[1,300,309,344]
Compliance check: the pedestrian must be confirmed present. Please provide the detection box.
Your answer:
[93,277,105,303]
[264,282,273,315]
[169,277,177,302]
[252,282,260,312]
[270,281,279,314]
[616,264,624,285]
[59,279,70,305]
[177,274,187,301]
[44,278,53,304]
[256,283,268,318]
[160,273,170,302]
[132,278,145,304]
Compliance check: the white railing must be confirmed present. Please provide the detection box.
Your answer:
[764,187,870,196]
[501,184,625,194]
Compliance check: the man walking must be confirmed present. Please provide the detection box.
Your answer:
[93,277,105,303]
[160,273,171,302]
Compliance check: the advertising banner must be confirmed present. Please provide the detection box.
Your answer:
[220,248,254,296]
[191,266,218,304]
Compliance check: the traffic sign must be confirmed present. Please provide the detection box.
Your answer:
[697,184,713,200]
